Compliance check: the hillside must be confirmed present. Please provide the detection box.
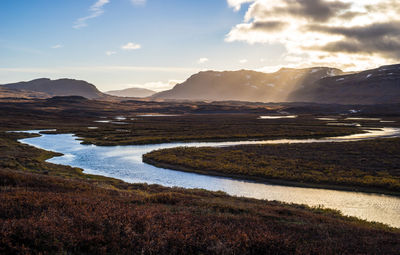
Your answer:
[152,68,343,102]
[289,64,400,104]
[152,64,400,104]
[2,78,105,99]
[106,87,155,97]
[0,86,49,99]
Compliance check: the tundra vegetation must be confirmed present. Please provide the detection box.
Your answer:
[0,98,400,254]
[144,138,400,195]
[1,132,400,254]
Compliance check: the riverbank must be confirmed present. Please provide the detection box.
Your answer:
[143,138,400,196]
[143,158,400,197]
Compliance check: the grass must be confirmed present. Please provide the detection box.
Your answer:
[143,138,400,195]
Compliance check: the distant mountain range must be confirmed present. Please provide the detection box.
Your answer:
[152,67,343,102]
[1,78,105,99]
[106,87,155,98]
[1,64,400,104]
[152,64,400,104]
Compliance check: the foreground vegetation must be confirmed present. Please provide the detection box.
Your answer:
[1,132,400,254]
[1,98,400,253]
[144,139,400,195]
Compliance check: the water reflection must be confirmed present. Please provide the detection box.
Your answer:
[259,115,298,119]
[19,128,400,228]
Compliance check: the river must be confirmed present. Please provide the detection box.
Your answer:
[18,128,400,228]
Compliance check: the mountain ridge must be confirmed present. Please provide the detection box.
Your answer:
[152,64,400,104]
[151,67,343,102]
[289,64,400,104]
[2,78,105,99]
[2,64,400,104]
[106,87,155,98]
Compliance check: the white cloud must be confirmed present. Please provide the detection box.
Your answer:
[51,44,63,49]
[105,51,116,56]
[227,0,254,11]
[198,58,209,64]
[226,0,400,70]
[121,42,141,50]
[239,59,248,63]
[74,0,110,29]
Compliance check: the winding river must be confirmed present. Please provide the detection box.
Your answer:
[18,128,400,228]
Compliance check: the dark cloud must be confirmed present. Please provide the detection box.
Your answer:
[309,22,400,40]
[284,0,351,22]
[249,0,351,22]
[365,0,400,14]
[307,22,400,58]
[321,39,400,57]
[338,11,364,20]
[228,0,400,63]
[251,21,288,31]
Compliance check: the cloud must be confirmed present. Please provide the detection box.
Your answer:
[198,58,209,64]
[308,22,400,40]
[105,51,116,56]
[120,80,182,92]
[272,0,351,22]
[250,21,288,32]
[74,0,110,29]
[239,59,248,63]
[121,42,141,50]
[227,0,254,11]
[51,44,63,49]
[226,0,400,70]
[308,22,400,58]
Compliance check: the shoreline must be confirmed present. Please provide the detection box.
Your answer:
[143,157,400,197]
[18,129,400,197]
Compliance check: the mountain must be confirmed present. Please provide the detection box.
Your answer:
[152,64,400,104]
[152,68,343,102]
[289,64,400,104]
[0,86,49,99]
[2,78,105,99]
[106,87,155,98]
[3,64,400,104]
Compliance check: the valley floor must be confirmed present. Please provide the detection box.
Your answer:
[1,98,400,253]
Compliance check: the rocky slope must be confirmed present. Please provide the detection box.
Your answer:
[288,64,400,104]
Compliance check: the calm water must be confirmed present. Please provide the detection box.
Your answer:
[19,128,400,228]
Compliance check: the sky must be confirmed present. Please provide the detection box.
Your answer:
[1,0,399,92]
